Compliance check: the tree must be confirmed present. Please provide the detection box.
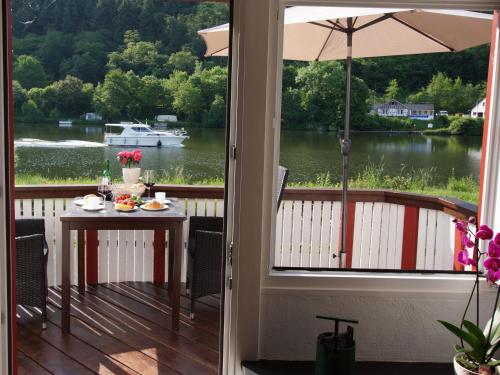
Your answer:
[293,61,369,130]
[21,99,44,120]
[384,79,401,101]
[13,55,49,89]
[12,80,28,113]
[168,51,198,74]
[108,31,168,77]
[51,75,94,117]
[37,30,72,79]
[408,72,485,114]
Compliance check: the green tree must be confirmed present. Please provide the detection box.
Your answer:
[168,51,198,74]
[27,86,57,117]
[384,79,401,101]
[21,99,44,120]
[13,55,49,89]
[108,31,168,77]
[51,75,94,117]
[12,80,28,113]
[294,61,369,130]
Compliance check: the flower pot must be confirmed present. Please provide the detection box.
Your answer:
[122,167,141,184]
[454,354,500,375]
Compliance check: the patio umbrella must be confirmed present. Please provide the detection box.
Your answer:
[198,7,492,267]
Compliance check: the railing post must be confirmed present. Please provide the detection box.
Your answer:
[86,230,98,285]
[401,206,419,270]
[339,202,356,268]
[453,228,465,272]
[153,230,166,284]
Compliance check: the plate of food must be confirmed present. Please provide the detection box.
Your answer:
[113,194,143,212]
[114,203,138,212]
[75,194,98,206]
[140,199,169,211]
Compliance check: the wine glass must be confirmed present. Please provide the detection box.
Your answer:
[144,170,155,199]
[97,177,111,203]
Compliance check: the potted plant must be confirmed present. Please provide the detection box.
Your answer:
[117,149,142,184]
[439,218,500,375]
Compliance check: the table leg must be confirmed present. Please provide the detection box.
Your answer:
[168,229,175,292]
[61,222,71,333]
[171,223,183,331]
[77,230,85,294]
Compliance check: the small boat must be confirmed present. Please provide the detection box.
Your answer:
[59,120,73,127]
[104,122,188,147]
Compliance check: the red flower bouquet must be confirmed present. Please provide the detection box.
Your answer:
[117,149,142,168]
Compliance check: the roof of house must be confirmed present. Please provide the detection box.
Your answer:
[470,98,486,112]
[372,99,434,111]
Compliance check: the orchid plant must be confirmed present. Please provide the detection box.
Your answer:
[438,218,500,374]
[117,149,142,168]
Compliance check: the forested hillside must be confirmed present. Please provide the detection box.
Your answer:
[11,1,490,129]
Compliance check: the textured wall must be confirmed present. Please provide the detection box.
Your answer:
[260,289,496,362]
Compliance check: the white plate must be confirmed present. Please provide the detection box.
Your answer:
[82,204,105,211]
[75,198,87,206]
[140,204,169,211]
[143,199,172,205]
[115,206,138,212]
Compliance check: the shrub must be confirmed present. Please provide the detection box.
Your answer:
[449,117,483,135]
[423,128,452,136]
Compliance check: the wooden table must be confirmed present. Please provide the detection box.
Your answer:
[60,201,186,333]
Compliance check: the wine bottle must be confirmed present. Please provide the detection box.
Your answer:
[101,160,113,201]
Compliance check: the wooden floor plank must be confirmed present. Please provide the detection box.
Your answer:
[17,282,221,375]
[66,287,219,369]
[47,288,218,374]
[86,284,220,350]
[18,324,94,375]
[17,349,52,375]
[17,306,140,375]
[109,282,220,335]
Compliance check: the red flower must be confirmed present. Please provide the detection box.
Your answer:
[454,219,468,233]
[461,233,474,248]
[457,250,476,267]
[484,256,500,272]
[476,225,494,240]
[488,241,500,258]
[486,269,500,284]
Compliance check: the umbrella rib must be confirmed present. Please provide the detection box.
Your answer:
[309,21,346,33]
[389,14,455,52]
[353,14,392,32]
[315,28,335,61]
[206,46,228,57]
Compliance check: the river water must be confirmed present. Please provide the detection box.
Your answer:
[14,123,482,184]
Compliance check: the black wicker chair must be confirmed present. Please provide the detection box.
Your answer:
[15,219,49,329]
[185,166,288,319]
[186,216,223,319]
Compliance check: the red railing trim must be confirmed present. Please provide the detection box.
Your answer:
[401,206,419,270]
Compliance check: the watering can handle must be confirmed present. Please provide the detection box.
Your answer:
[316,316,358,324]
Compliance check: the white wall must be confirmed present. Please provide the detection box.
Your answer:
[260,288,494,362]
[228,0,500,373]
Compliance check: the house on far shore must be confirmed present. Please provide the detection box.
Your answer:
[471,98,486,118]
[156,114,178,123]
[371,99,435,120]
[84,112,102,121]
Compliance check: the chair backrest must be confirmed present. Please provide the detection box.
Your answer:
[276,166,289,211]
[188,216,224,256]
[15,219,45,237]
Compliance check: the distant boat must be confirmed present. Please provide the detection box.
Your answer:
[59,120,72,127]
[104,122,188,147]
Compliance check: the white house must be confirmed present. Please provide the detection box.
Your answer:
[156,114,178,123]
[371,99,435,120]
[84,112,102,121]
[471,98,486,118]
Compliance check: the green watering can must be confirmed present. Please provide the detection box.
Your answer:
[315,315,358,375]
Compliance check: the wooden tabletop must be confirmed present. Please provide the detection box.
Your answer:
[61,200,187,222]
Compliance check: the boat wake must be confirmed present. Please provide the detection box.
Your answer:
[15,138,106,148]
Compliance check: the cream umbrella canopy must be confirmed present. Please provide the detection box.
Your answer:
[198,7,492,267]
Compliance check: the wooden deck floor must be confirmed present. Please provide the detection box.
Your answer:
[16,282,220,375]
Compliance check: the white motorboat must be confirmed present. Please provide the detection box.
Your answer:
[104,123,188,147]
[59,120,72,127]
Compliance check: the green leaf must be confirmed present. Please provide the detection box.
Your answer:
[464,320,488,346]
[487,339,500,356]
[487,359,500,367]
[455,345,468,353]
[438,320,482,350]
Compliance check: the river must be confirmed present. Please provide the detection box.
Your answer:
[14,123,482,184]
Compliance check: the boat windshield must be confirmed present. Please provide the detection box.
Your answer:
[132,126,154,132]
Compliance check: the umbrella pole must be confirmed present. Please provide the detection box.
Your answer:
[339,19,353,269]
